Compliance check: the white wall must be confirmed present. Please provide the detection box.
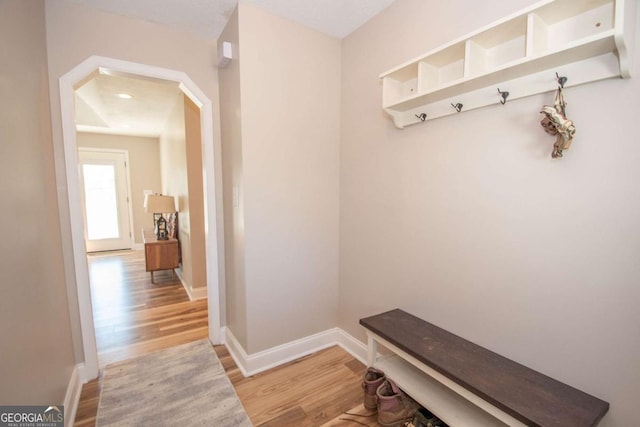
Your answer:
[219,6,249,348]
[44,0,226,359]
[220,3,342,354]
[184,96,208,290]
[0,0,76,404]
[339,1,640,426]
[160,95,187,218]
[159,95,207,293]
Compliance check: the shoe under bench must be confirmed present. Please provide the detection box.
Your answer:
[360,309,608,427]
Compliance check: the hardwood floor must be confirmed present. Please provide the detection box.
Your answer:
[75,250,208,426]
[74,250,375,426]
[216,345,379,427]
[88,250,208,368]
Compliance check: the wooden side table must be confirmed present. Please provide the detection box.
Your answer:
[142,229,179,283]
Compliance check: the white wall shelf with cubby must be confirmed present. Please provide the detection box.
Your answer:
[381,0,636,128]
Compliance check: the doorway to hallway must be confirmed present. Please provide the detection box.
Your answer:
[58,56,223,381]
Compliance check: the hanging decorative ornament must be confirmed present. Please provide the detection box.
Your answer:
[540,87,576,158]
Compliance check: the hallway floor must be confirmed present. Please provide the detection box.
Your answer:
[88,250,208,368]
[73,250,372,426]
[74,250,208,426]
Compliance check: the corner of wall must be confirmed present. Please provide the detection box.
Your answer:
[223,326,368,378]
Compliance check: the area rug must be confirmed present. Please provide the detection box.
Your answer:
[96,339,252,426]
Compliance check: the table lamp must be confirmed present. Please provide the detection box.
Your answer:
[143,194,176,240]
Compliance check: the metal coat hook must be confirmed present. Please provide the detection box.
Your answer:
[451,102,463,112]
[415,113,427,121]
[497,88,509,105]
[556,72,568,89]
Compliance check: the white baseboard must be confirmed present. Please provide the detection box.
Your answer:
[64,363,84,427]
[132,243,144,251]
[186,286,208,300]
[334,328,368,365]
[223,326,368,378]
[174,269,208,301]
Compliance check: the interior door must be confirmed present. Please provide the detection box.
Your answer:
[79,149,132,252]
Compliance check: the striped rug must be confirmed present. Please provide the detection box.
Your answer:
[96,339,252,426]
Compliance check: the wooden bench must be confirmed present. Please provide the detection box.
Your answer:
[360,309,608,427]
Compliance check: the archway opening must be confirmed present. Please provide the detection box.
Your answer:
[59,56,222,381]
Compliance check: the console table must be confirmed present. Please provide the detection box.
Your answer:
[142,229,179,283]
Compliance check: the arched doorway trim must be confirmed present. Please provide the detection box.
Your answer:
[59,55,222,381]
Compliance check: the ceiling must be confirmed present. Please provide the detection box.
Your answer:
[75,71,182,137]
[72,0,396,137]
[66,0,396,39]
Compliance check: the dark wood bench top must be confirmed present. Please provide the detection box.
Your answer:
[360,309,608,427]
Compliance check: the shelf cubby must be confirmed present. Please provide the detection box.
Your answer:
[382,63,419,107]
[381,0,635,128]
[531,0,615,54]
[467,16,528,76]
[418,42,466,92]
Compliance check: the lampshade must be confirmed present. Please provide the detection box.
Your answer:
[144,194,176,213]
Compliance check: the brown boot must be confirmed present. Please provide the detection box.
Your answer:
[376,379,418,427]
[362,367,385,410]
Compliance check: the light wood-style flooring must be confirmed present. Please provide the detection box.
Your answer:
[74,250,377,426]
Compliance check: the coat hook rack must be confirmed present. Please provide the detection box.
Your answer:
[556,72,568,89]
[415,113,427,121]
[497,88,509,105]
[451,102,463,112]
